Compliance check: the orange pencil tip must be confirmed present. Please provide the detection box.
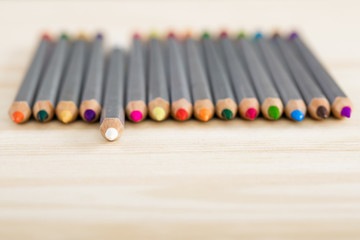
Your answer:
[12,111,24,123]
[199,108,211,121]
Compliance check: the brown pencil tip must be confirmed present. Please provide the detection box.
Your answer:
[316,106,328,119]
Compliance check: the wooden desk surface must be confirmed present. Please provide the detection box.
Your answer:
[1,1,360,239]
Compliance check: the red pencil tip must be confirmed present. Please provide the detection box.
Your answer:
[133,32,141,39]
[168,32,175,38]
[12,111,24,123]
[176,108,188,121]
[220,31,228,38]
[245,108,257,120]
[42,33,51,41]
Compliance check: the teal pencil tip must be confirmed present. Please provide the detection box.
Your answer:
[254,32,263,40]
[290,110,304,122]
[37,110,49,122]
[268,106,280,120]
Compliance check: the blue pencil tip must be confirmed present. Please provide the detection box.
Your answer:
[254,32,263,40]
[291,110,304,121]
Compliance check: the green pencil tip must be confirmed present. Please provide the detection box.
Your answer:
[268,106,280,120]
[37,110,48,122]
[237,32,246,38]
[61,33,68,40]
[221,109,233,120]
[202,32,210,39]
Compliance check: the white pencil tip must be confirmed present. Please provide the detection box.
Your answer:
[105,128,118,141]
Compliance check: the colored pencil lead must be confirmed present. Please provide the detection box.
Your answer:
[37,110,48,122]
[316,106,328,119]
[105,128,118,141]
[184,30,192,38]
[254,32,263,40]
[150,31,158,39]
[237,32,246,39]
[96,33,103,39]
[59,110,73,123]
[12,111,24,123]
[168,32,175,38]
[341,106,351,118]
[130,110,143,122]
[245,108,257,120]
[176,108,188,121]
[289,31,298,40]
[42,33,51,40]
[133,32,141,39]
[61,33,68,39]
[202,32,210,38]
[198,108,211,121]
[152,107,166,121]
[268,106,280,120]
[84,109,96,123]
[291,110,304,122]
[221,109,233,120]
[220,31,228,38]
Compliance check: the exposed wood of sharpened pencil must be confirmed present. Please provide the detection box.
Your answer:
[8,35,52,123]
[56,39,87,123]
[79,35,104,123]
[126,36,147,122]
[147,38,170,121]
[33,36,69,122]
[202,37,237,120]
[273,36,330,120]
[99,48,125,142]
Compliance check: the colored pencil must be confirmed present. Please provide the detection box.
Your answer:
[55,35,87,123]
[202,32,237,120]
[125,33,147,122]
[273,34,330,120]
[255,33,306,121]
[99,47,125,141]
[289,32,353,119]
[184,33,214,121]
[237,33,283,120]
[219,31,259,120]
[167,32,192,121]
[79,33,104,123]
[147,33,170,121]
[33,33,69,122]
[9,33,52,123]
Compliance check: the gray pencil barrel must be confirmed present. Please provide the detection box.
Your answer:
[256,37,303,104]
[238,38,280,104]
[202,37,236,102]
[219,36,257,103]
[290,35,346,102]
[100,48,125,124]
[126,38,146,103]
[81,35,104,103]
[167,37,192,103]
[57,39,87,105]
[35,37,69,105]
[184,38,212,102]
[14,37,52,106]
[147,38,169,102]
[273,37,325,104]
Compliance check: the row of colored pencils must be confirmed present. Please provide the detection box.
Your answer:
[9,31,352,141]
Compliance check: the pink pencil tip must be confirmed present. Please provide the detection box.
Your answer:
[130,110,143,122]
[220,31,228,38]
[245,108,258,120]
[133,32,141,39]
[168,32,175,38]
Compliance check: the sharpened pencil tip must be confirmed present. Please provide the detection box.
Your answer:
[84,109,96,123]
[289,31,298,40]
[153,107,166,121]
[12,111,24,123]
[61,33,68,40]
[105,128,118,141]
[268,106,280,120]
[130,110,143,122]
[254,32,263,40]
[198,108,211,122]
[316,106,328,119]
[220,30,228,38]
[37,110,48,122]
[221,109,233,120]
[245,108,258,120]
[42,33,51,41]
[202,32,210,39]
[96,33,103,39]
[291,110,304,121]
[237,31,246,39]
[60,110,73,123]
[133,32,141,39]
[341,106,351,118]
[168,32,175,38]
[176,108,188,121]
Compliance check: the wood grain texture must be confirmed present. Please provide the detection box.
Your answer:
[1,1,360,239]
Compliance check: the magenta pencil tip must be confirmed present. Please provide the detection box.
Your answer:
[168,32,175,38]
[133,32,141,39]
[289,31,298,40]
[341,106,351,118]
[84,109,96,122]
[130,110,143,122]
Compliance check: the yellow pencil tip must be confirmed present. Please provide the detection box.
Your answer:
[199,108,211,121]
[78,32,88,41]
[153,107,166,121]
[60,110,73,123]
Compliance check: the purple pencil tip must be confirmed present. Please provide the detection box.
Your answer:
[84,109,96,122]
[341,106,351,118]
[289,31,298,40]
[96,33,103,39]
